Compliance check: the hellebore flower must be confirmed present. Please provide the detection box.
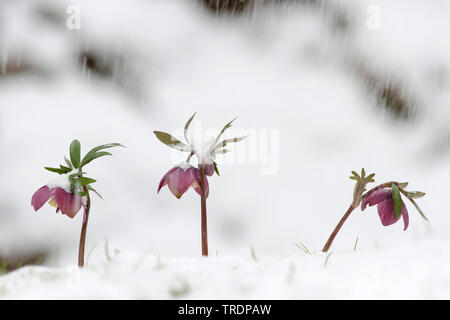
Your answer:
[322,168,427,253]
[154,113,245,256]
[31,185,85,219]
[31,139,124,267]
[361,189,409,230]
[158,163,209,199]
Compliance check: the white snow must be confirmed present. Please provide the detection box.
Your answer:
[176,161,192,171]
[1,0,450,299]
[1,238,449,299]
[46,172,72,192]
[186,118,222,165]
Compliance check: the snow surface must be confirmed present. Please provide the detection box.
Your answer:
[2,239,450,299]
[0,0,450,299]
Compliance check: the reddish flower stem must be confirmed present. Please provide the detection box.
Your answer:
[322,204,356,252]
[78,186,91,267]
[199,165,209,257]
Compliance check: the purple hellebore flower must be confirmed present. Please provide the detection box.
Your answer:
[361,189,409,230]
[158,163,209,199]
[31,186,86,220]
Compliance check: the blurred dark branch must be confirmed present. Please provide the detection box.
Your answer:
[202,0,255,14]
[353,61,416,120]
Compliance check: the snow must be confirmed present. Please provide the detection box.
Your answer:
[2,238,449,299]
[176,161,193,171]
[0,0,450,299]
[46,172,72,192]
[187,118,228,165]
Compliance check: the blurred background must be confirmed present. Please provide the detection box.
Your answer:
[0,0,449,269]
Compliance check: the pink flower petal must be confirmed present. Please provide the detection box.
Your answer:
[167,167,195,199]
[377,197,400,227]
[192,168,209,199]
[157,167,177,193]
[53,188,83,218]
[31,186,51,211]
[401,202,409,231]
[361,189,391,211]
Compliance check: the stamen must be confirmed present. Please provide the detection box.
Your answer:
[48,197,59,208]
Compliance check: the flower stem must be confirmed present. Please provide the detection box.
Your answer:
[199,165,208,257]
[322,204,356,252]
[78,186,91,267]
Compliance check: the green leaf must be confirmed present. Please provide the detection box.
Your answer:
[83,143,124,159]
[397,182,408,188]
[408,191,426,199]
[391,184,403,219]
[87,185,103,199]
[398,188,428,221]
[80,151,112,167]
[351,171,360,180]
[70,140,81,169]
[411,200,428,221]
[213,161,220,176]
[215,136,246,150]
[213,118,237,146]
[294,242,311,255]
[74,177,97,186]
[64,156,73,169]
[214,149,231,155]
[250,246,258,263]
[353,236,359,251]
[73,190,89,196]
[69,172,87,181]
[70,175,96,187]
[184,112,196,142]
[366,173,375,182]
[44,165,71,175]
[44,167,66,174]
[80,143,124,167]
[153,131,191,152]
[59,165,72,173]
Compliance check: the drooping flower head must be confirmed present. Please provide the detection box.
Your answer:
[350,169,427,230]
[157,162,209,199]
[31,140,124,221]
[322,168,428,253]
[322,168,428,252]
[361,188,409,230]
[32,183,85,219]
